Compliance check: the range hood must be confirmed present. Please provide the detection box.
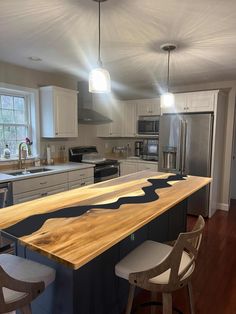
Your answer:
[78,82,112,124]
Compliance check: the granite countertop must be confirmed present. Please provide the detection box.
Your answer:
[0,171,211,269]
[0,162,94,183]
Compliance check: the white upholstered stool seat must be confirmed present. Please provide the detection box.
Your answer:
[115,240,194,285]
[0,254,56,314]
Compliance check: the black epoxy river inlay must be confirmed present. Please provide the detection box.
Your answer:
[3,174,186,238]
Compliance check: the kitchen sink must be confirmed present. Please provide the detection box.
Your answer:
[6,168,53,176]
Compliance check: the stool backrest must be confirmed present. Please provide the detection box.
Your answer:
[129,215,205,292]
[0,188,7,209]
[0,263,44,313]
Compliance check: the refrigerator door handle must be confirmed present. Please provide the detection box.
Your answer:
[181,120,187,174]
[178,120,184,173]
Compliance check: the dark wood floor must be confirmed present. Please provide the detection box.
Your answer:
[130,205,236,314]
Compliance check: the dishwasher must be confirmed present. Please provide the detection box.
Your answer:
[0,182,15,254]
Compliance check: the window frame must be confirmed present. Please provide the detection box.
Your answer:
[0,83,40,161]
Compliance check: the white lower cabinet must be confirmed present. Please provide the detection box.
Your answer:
[120,162,138,176]
[68,168,94,190]
[120,160,158,176]
[12,167,94,204]
[13,184,68,204]
[137,162,158,172]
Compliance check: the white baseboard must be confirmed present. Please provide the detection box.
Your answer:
[216,203,229,211]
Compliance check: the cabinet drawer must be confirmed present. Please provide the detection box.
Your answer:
[137,162,158,172]
[68,178,94,190]
[13,183,68,204]
[68,168,94,181]
[13,172,68,195]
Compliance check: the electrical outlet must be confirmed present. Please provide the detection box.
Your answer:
[130,233,135,241]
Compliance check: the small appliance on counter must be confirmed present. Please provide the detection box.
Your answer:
[142,139,159,161]
[134,141,143,157]
[69,146,120,183]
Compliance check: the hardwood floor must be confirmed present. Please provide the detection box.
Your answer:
[129,206,236,314]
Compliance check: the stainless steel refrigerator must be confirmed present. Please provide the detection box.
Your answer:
[159,113,214,216]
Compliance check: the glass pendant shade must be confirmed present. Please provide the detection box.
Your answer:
[89,67,111,93]
[160,92,175,108]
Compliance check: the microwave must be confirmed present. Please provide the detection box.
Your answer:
[137,116,159,135]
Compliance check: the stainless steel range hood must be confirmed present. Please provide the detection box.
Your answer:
[78,81,112,124]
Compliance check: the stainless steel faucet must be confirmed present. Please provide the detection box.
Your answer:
[18,142,27,169]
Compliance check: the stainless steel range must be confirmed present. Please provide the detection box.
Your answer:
[69,146,120,183]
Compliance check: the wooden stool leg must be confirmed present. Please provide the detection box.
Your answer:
[151,291,157,314]
[187,281,195,314]
[126,284,135,314]
[162,293,172,314]
[20,304,32,314]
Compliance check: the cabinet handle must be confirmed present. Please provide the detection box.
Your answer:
[40,182,47,185]
[81,182,86,186]
[79,174,85,177]
[41,192,48,197]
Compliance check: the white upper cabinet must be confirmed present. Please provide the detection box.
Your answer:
[186,91,217,112]
[40,86,78,138]
[137,98,160,116]
[94,95,123,137]
[123,100,137,137]
[161,90,218,115]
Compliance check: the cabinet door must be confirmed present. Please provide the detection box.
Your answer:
[186,91,217,112]
[68,168,94,181]
[13,183,68,204]
[123,101,137,137]
[13,172,68,194]
[137,98,160,116]
[161,93,187,114]
[137,162,158,172]
[68,178,94,190]
[110,101,124,137]
[54,88,78,137]
[120,162,137,176]
[95,95,123,137]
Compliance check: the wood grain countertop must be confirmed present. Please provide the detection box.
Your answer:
[0,171,211,269]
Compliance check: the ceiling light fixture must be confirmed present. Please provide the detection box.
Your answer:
[160,44,176,108]
[89,0,111,93]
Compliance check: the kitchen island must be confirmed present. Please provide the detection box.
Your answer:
[0,171,211,314]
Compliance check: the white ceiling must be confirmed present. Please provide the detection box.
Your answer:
[1,0,236,94]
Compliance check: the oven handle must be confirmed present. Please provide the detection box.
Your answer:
[94,165,119,172]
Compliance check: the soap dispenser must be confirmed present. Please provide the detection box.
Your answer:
[3,144,10,159]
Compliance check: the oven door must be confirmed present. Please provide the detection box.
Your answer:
[94,165,120,183]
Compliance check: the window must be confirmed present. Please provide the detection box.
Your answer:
[0,93,30,156]
[0,83,39,160]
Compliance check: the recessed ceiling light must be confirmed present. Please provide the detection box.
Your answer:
[28,56,42,62]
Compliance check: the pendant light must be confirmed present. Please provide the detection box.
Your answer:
[89,0,111,93]
[160,44,176,108]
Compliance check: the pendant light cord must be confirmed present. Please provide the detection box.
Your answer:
[98,1,102,66]
[167,48,170,93]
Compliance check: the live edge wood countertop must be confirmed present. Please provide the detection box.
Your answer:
[0,171,211,270]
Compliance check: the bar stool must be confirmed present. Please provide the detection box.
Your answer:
[0,188,14,254]
[0,254,56,314]
[115,215,205,314]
